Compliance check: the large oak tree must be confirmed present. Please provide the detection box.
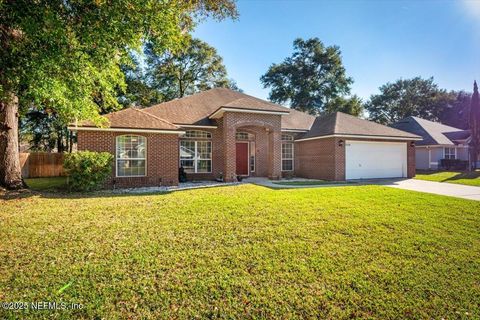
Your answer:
[260,38,353,116]
[0,0,237,189]
[365,77,453,125]
[145,38,238,102]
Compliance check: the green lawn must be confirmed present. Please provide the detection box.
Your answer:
[273,180,353,186]
[24,177,68,191]
[415,170,480,187]
[1,185,479,319]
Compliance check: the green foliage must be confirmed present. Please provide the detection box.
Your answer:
[146,38,238,101]
[415,170,480,186]
[0,0,238,124]
[1,185,480,318]
[260,38,353,115]
[470,81,480,167]
[325,95,364,117]
[365,77,454,124]
[24,177,68,191]
[117,54,164,108]
[439,91,471,129]
[20,108,74,152]
[63,151,113,192]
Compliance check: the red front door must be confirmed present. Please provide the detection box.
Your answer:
[236,143,249,176]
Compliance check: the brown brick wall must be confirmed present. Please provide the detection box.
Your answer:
[221,112,282,181]
[76,124,417,187]
[295,137,339,180]
[407,141,416,178]
[77,131,179,188]
[295,137,416,181]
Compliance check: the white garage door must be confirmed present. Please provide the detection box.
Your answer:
[345,141,407,179]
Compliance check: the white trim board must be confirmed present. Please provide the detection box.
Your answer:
[281,129,309,133]
[175,124,218,129]
[295,134,422,142]
[68,126,185,135]
[209,107,289,119]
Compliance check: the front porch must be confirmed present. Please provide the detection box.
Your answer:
[219,111,284,182]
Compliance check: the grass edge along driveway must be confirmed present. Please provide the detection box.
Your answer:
[415,170,480,187]
[1,184,479,319]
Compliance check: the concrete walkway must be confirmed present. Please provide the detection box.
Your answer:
[379,179,480,201]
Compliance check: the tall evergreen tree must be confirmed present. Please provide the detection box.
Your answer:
[470,81,480,170]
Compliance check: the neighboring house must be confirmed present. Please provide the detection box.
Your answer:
[69,88,420,187]
[391,116,471,170]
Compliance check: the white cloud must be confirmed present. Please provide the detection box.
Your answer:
[463,0,480,19]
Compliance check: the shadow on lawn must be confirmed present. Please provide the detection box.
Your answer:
[416,170,480,182]
[444,171,480,182]
[0,188,173,201]
[1,178,390,201]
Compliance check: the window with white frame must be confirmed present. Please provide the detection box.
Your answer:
[182,130,212,139]
[180,136,212,173]
[250,141,256,172]
[281,134,294,171]
[444,147,456,159]
[236,132,254,140]
[116,135,146,177]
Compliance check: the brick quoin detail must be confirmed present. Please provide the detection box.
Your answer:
[77,131,179,188]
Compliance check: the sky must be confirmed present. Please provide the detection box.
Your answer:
[193,0,480,101]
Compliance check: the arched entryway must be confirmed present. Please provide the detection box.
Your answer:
[232,123,280,178]
[221,113,283,182]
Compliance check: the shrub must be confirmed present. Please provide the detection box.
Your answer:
[440,159,468,171]
[63,151,114,192]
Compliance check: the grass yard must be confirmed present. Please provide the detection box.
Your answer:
[415,170,480,187]
[273,180,353,186]
[24,177,68,191]
[1,185,479,319]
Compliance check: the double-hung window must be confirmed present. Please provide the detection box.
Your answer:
[444,147,456,159]
[116,135,146,177]
[180,131,212,173]
[281,134,294,171]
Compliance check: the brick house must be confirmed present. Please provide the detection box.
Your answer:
[69,88,421,188]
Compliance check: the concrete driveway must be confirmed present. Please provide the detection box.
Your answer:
[248,177,480,201]
[380,179,480,201]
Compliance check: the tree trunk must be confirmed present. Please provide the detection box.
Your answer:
[69,130,73,153]
[0,92,25,189]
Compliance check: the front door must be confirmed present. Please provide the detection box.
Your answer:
[236,142,249,176]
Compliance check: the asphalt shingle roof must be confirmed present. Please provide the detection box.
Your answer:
[77,89,421,140]
[81,107,180,131]
[298,112,420,140]
[390,116,469,146]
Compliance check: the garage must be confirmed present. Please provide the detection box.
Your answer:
[345,140,407,179]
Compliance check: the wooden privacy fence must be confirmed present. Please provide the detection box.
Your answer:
[20,153,65,178]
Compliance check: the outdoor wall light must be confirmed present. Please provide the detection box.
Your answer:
[338,140,344,147]
[410,141,415,147]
